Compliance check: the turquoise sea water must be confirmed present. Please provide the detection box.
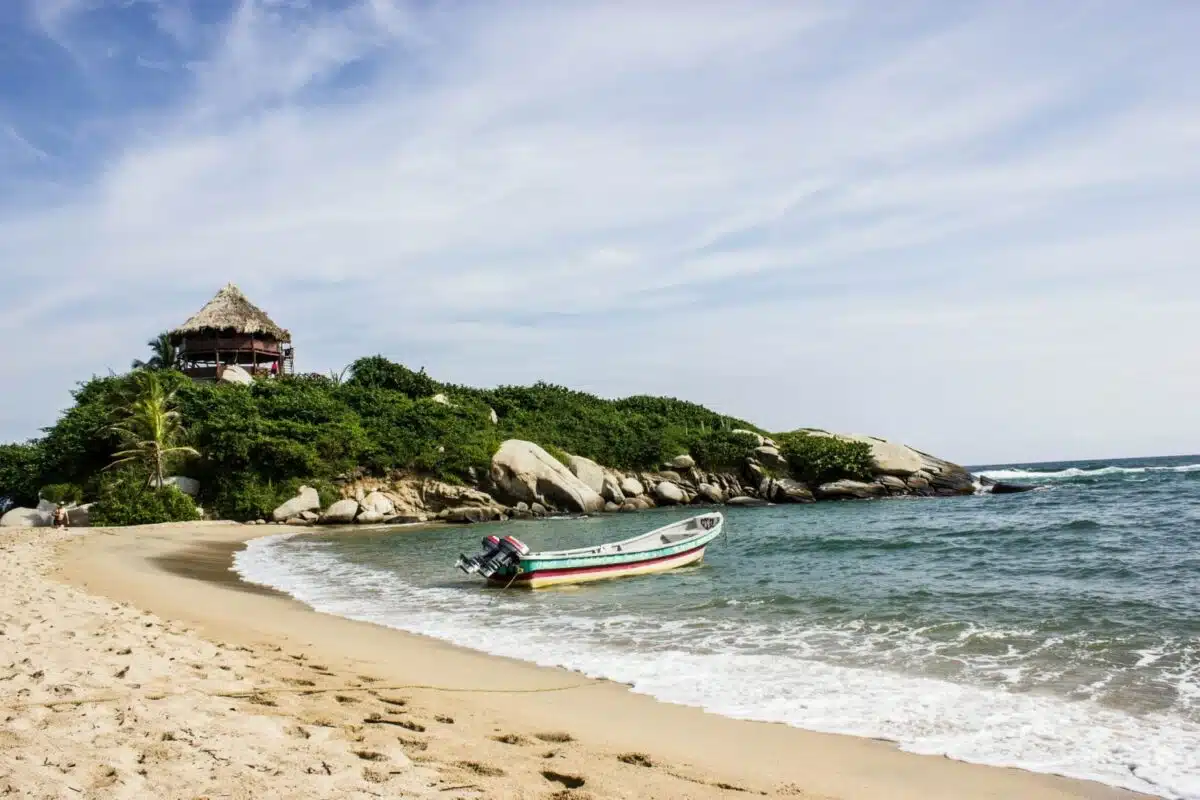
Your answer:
[235,455,1200,798]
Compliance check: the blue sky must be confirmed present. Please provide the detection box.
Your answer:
[1,0,1198,464]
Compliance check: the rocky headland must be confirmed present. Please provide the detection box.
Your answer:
[256,433,977,528]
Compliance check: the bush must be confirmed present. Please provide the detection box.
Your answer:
[777,432,874,485]
[0,442,43,507]
[90,477,201,526]
[346,356,440,398]
[690,430,761,471]
[40,483,83,506]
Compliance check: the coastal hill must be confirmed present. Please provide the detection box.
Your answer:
[0,353,975,527]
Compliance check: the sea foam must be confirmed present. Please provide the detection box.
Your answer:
[976,464,1200,481]
[235,534,1200,799]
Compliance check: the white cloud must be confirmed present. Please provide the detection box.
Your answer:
[2,0,1198,463]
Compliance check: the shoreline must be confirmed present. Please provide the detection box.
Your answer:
[35,521,1149,799]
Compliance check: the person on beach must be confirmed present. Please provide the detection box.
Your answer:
[52,504,69,530]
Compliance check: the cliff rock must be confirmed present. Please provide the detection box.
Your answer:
[271,486,322,522]
[490,440,605,513]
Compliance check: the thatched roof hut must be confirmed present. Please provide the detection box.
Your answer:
[170,284,293,380]
[170,283,291,343]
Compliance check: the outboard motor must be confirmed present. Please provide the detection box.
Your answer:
[456,535,530,578]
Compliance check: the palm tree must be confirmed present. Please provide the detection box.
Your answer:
[106,371,199,488]
[131,332,182,371]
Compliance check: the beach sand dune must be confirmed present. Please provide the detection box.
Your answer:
[0,523,1148,799]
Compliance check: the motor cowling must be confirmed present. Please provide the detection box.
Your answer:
[456,535,530,578]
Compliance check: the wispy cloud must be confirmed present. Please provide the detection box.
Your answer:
[1,0,1198,462]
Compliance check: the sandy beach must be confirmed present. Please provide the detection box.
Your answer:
[0,522,1147,800]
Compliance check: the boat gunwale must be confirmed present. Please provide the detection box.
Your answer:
[521,511,724,563]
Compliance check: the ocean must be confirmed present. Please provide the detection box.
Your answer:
[234,455,1200,798]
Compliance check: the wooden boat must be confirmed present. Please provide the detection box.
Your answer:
[456,512,724,589]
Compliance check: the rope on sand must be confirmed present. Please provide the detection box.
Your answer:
[2,680,599,711]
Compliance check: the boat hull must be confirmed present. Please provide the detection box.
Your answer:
[487,542,709,589]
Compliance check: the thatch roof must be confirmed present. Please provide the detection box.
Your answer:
[170,283,290,342]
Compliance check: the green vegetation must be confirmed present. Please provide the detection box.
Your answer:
[0,354,879,523]
[90,475,200,527]
[107,370,200,488]
[0,443,42,507]
[776,431,874,485]
[131,332,183,371]
[39,483,83,506]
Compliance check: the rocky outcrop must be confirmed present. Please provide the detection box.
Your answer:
[816,479,887,500]
[773,478,814,503]
[441,506,505,524]
[654,481,685,505]
[490,440,605,514]
[303,432,976,527]
[319,498,360,524]
[753,446,788,471]
[986,480,1037,494]
[600,474,626,505]
[360,491,395,516]
[0,507,50,527]
[620,477,645,497]
[218,364,253,386]
[567,455,607,496]
[272,486,321,522]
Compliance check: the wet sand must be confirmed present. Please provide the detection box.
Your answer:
[0,521,1150,799]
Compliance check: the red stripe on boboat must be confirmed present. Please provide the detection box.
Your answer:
[498,543,708,584]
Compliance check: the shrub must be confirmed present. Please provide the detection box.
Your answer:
[346,356,440,398]
[776,432,874,485]
[90,476,201,526]
[0,442,43,507]
[40,483,83,506]
[690,430,761,471]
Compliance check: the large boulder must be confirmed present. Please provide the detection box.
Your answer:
[698,483,725,504]
[67,503,92,527]
[600,474,626,505]
[218,364,253,386]
[753,446,788,471]
[620,477,645,497]
[816,479,887,500]
[272,486,321,522]
[654,481,685,505]
[162,476,200,497]
[490,440,604,514]
[0,507,50,527]
[727,495,768,507]
[877,475,908,492]
[319,498,360,524]
[774,478,814,503]
[355,510,387,524]
[989,481,1037,495]
[361,491,395,516]
[805,431,924,476]
[440,506,504,524]
[567,455,607,496]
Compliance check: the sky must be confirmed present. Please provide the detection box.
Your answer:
[1,0,1198,465]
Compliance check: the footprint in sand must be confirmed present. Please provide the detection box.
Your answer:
[492,733,529,745]
[617,753,653,768]
[456,761,506,778]
[541,770,586,789]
